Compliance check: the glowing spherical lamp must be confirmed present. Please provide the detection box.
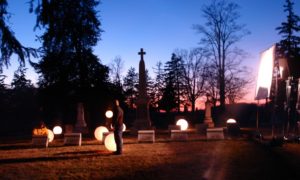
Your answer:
[47,129,54,142]
[226,118,237,124]
[122,123,126,132]
[104,132,116,151]
[176,119,188,130]
[111,123,126,132]
[53,126,63,135]
[105,110,113,118]
[94,126,109,141]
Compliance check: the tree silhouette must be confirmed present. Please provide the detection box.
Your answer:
[30,0,109,126]
[175,48,208,112]
[158,78,177,113]
[162,53,185,112]
[123,67,138,109]
[150,61,164,111]
[109,56,124,86]
[0,0,36,70]
[276,0,300,78]
[194,0,250,109]
[11,66,33,89]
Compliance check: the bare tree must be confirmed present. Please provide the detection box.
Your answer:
[175,48,208,112]
[193,0,250,109]
[109,56,124,85]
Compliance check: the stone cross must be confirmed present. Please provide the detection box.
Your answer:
[132,48,151,132]
[138,48,146,61]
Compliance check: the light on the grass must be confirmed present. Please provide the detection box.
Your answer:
[105,110,113,118]
[53,126,62,135]
[94,126,109,141]
[176,119,188,130]
[226,118,237,124]
[47,129,54,142]
[104,132,116,151]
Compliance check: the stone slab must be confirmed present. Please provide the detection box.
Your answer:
[138,130,155,143]
[32,135,49,148]
[206,128,224,140]
[64,133,82,146]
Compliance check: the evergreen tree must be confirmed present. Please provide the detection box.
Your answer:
[123,67,138,109]
[163,53,185,112]
[30,0,109,125]
[158,78,177,113]
[0,0,36,70]
[11,66,33,89]
[276,0,300,78]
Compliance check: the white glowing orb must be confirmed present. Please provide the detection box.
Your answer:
[111,123,126,132]
[104,133,116,151]
[227,118,237,124]
[176,119,188,130]
[255,45,275,100]
[53,126,63,135]
[122,123,126,132]
[105,110,113,118]
[94,126,109,141]
[47,129,54,142]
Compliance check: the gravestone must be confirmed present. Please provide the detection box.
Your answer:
[203,95,215,128]
[74,103,88,133]
[32,135,49,148]
[64,133,82,146]
[206,128,224,140]
[133,48,152,131]
[138,130,155,143]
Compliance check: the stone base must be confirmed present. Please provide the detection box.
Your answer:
[206,128,224,140]
[32,135,49,148]
[64,133,82,146]
[138,130,155,143]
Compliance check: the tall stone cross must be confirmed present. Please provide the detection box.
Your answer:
[138,48,146,61]
[138,48,147,98]
[133,48,152,132]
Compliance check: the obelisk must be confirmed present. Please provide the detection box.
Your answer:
[133,48,151,131]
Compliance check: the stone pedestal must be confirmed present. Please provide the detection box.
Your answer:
[133,98,151,131]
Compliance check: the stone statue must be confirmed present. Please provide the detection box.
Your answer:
[203,94,214,128]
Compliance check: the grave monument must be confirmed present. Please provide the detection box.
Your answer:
[203,95,215,128]
[74,102,88,133]
[133,48,152,131]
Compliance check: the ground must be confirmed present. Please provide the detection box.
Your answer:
[1,131,300,180]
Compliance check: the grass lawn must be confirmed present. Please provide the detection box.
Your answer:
[1,134,300,180]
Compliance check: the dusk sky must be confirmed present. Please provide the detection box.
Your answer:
[3,0,300,102]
